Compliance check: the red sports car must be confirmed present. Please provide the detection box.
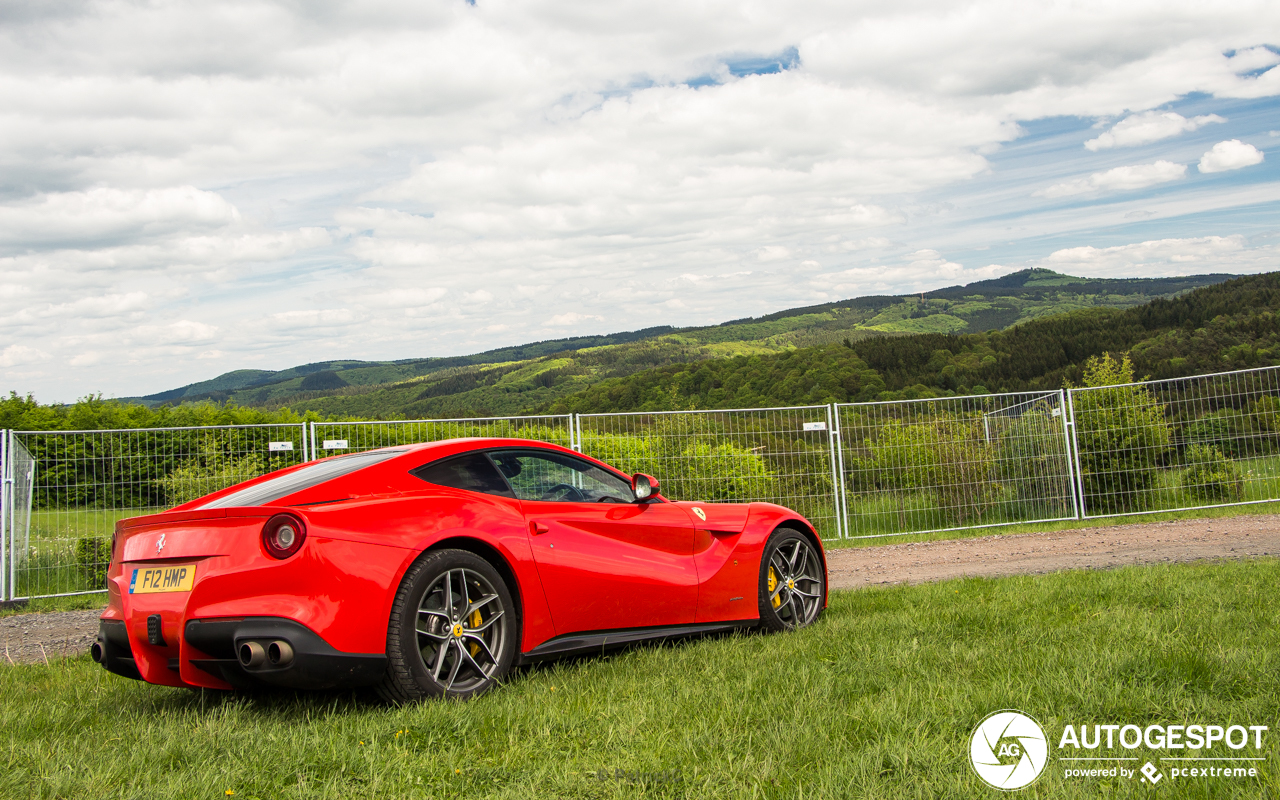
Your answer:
[93,438,828,701]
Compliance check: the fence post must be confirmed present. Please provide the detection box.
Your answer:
[572,414,582,452]
[1065,388,1087,519]
[825,405,845,539]
[1057,389,1081,521]
[308,421,317,462]
[1,430,8,602]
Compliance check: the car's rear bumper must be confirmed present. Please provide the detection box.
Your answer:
[94,616,386,691]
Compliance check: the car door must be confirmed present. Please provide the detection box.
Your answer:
[488,449,699,635]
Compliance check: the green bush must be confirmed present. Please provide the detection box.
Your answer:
[864,414,996,525]
[1180,443,1244,502]
[75,537,110,590]
[1182,408,1255,458]
[1072,353,1171,514]
[580,416,774,502]
[159,451,264,507]
[995,407,1072,516]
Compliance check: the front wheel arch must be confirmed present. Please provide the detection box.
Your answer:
[757,525,827,631]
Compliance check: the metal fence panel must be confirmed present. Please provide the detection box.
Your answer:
[12,423,308,600]
[10,435,35,601]
[1,430,8,601]
[309,415,576,457]
[836,391,1077,539]
[578,407,844,541]
[1070,364,1280,519]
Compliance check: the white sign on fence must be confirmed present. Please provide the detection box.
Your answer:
[323,439,349,450]
[268,441,294,451]
[803,421,827,431]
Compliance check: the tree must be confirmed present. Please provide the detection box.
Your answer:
[1071,353,1171,513]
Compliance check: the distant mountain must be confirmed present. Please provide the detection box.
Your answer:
[123,269,1234,417]
[541,271,1280,412]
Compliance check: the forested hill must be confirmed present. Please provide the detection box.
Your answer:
[120,268,1227,417]
[540,272,1280,412]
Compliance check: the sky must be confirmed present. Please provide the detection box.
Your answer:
[1,1,1279,402]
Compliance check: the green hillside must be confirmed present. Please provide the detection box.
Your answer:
[124,269,1231,418]
[542,272,1280,412]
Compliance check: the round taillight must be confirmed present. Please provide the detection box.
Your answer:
[262,514,306,559]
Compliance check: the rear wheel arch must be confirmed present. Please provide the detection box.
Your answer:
[425,536,523,630]
[379,544,518,703]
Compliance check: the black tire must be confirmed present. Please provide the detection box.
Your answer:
[378,548,517,704]
[757,527,826,632]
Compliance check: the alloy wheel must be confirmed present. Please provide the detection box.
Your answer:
[414,568,507,693]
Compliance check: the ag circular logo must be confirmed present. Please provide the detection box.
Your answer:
[969,710,1049,791]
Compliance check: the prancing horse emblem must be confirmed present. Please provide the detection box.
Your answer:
[692,507,706,521]
[156,533,166,555]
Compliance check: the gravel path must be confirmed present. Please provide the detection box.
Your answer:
[1,609,104,666]
[3,515,1278,665]
[825,513,1280,589]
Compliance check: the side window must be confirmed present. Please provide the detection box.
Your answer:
[488,450,635,503]
[410,453,514,498]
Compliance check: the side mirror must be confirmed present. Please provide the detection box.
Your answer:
[632,473,659,501]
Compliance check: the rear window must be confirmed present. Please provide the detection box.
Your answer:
[197,449,406,509]
[410,452,514,498]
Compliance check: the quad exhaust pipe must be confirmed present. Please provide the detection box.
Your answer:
[238,639,294,669]
[90,641,105,664]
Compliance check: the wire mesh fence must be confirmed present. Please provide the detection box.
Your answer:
[309,415,575,457]
[835,391,1077,539]
[6,424,308,600]
[577,407,843,540]
[7,364,1280,599]
[1070,365,1280,519]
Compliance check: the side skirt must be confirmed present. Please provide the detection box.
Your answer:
[518,620,757,664]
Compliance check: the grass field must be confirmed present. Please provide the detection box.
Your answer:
[3,559,1278,798]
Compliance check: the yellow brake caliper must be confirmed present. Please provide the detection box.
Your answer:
[469,609,483,657]
[768,566,781,608]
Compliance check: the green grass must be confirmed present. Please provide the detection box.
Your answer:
[9,509,148,600]
[2,560,1278,798]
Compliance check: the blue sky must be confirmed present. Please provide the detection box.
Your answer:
[0,1,1278,400]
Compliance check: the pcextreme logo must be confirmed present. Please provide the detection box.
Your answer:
[969,710,1269,791]
[970,711,1050,790]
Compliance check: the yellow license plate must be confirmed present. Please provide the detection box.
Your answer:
[129,565,195,594]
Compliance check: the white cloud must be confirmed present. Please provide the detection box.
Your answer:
[1084,111,1225,150]
[1,2,1279,399]
[546,312,605,327]
[1034,235,1276,277]
[0,345,50,367]
[1197,139,1265,173]
[1035,161,1187,198]
[0,187,238,250]
[268,309,357,330]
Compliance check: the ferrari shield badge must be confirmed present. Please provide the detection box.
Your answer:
[692,507,706,521]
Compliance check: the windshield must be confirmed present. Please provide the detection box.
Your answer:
[196,449,405,509]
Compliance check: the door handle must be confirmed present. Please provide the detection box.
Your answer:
[530,522,550,535]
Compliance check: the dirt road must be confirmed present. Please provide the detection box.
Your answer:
[825,514,1280,589]
[3,515,1278,665]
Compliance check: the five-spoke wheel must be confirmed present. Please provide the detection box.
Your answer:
[758,528,825,631]
[379,549,515,703]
